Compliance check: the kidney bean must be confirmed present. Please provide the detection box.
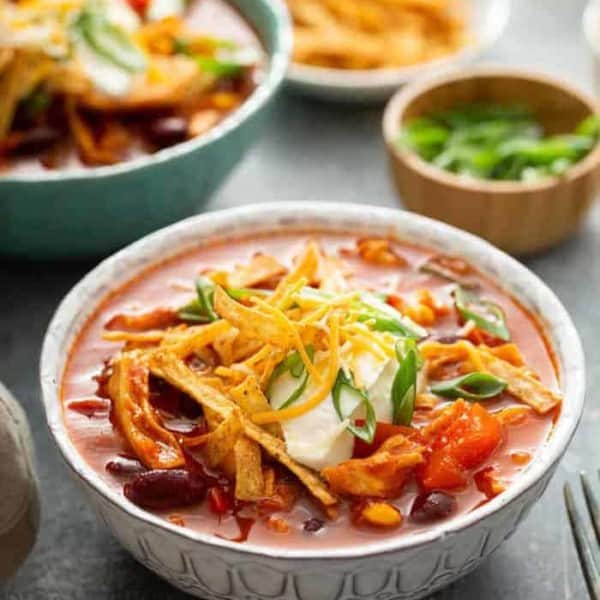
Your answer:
[303,518,325,533]
[124,469,207,510]
[12,126,61,155]
[146,116,188,148]
[410,491,457,523]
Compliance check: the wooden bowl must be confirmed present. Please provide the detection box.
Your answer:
[382,67,600,255]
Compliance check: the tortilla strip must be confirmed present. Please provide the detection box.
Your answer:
[214,287,295,347]
[0,50,54,138]
[163,320,232,357]
[108,354,184,469]
[234,436,265,501]
[203,410,242,469]
[480,350,562,414]
[148,351,338,509]
[226,254,287,289]
[230,376,282,438]
[318,255,349,294]
[269,241,322,307]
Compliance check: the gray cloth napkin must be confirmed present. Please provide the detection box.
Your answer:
[0,382,40,581]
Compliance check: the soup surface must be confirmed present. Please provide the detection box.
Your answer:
[0,0,264,174]
[62,232,560,549]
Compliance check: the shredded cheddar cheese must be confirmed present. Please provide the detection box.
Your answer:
[252,312,340,424]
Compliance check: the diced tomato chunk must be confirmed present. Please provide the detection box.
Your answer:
[418,402,503,492]
[127,0,149,14]
[353,421,417,458]
[451,404,503,469]
[419,452,467,491]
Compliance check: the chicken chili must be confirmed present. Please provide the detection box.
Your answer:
[62,233,561,548]
[0,0,264,173]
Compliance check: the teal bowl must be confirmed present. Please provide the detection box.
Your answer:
[0,0,292,260]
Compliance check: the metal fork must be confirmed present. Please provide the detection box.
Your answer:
[564,473,600,600]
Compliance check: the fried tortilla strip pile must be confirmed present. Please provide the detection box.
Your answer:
[108,353,184,469]
[214,287,296,346]
[148,350,338,511]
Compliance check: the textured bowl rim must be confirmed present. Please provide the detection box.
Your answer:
[382,65,600,193]
[0,0,292,185]
[40,202,585,560]
[285,0,511,93]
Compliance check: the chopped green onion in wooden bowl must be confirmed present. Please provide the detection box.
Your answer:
[397,104,600,182]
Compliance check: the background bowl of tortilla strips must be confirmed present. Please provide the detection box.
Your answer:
[0,0,291,260]
[285,0,511,103]
[41,203,584,600]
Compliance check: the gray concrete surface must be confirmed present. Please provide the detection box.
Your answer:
[1,1,597,598]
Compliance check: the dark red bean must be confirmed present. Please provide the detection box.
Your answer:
[106,456,146,476]
[432,335,463,345]
[303,518,325,533]
[12,126,61,155]
[410,491,457,523]
[124,469,207,510]
[146,116,188,148]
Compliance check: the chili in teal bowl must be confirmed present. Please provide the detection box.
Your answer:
[0,0,291,259]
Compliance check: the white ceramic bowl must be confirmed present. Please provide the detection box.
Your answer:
[584,0,600,97]
[41,203,584,600]
[285,0,511,103]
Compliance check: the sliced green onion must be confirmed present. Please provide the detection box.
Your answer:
[454,285,511,342]
[357,293,427,339]
[267,346,315,410]
[178,276,217,323]
[332,369,376,443]
[194,55,242,77]
[431,372,507,400]
[74,8,146,72]
[391,339,421,426]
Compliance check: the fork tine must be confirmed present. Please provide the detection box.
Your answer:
[564,482,600,600]
[582,473,600,546]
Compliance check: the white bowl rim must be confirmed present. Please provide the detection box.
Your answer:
[285,0,511,92]
[40,201,585,561]
[0,0,292,185]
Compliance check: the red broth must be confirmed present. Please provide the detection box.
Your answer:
[61,232,559,549]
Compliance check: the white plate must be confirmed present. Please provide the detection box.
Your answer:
[285,0,511,103]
